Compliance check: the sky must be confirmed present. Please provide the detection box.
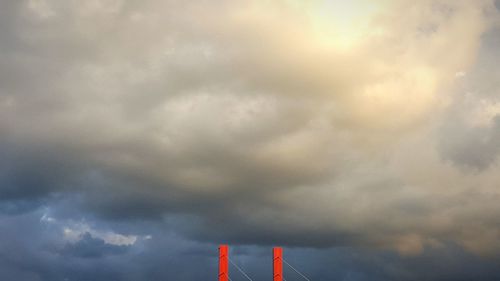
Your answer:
[1,0,500,280]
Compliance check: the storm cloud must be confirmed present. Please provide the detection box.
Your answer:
[1,0,500,280]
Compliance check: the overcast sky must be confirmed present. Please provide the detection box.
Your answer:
[1,0,500,280]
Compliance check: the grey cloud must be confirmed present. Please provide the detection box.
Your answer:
[1,0,500,280]
[440,115,500,170]
[0,0,498,248]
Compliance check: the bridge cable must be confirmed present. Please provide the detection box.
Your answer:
[283,259,311,281]
[228,258,254,281]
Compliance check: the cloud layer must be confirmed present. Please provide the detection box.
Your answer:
[1,0,500,280]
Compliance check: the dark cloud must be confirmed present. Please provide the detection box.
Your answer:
[2,206,500,281]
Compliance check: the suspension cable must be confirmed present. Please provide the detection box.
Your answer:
[228,258,254,281]
[283,259,311,281]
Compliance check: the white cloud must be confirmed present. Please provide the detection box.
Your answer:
[62,221,139,246]
[40,213,55,223]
